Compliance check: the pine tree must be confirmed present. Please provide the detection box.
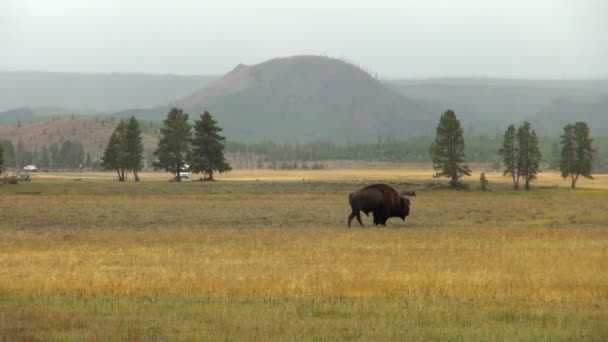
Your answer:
[479,172,489,191]
[154,108,192,181]
[516,121,541,190]
[549,141,560,170]
[0,142,4,174]
[101,121,128,181]
[1,140,16,169]
[39,146,50,168]
[123,116,144,181]
[85,152,92,169]
[77,144,85,169]
[560,122,594,188]
[190,111,231,180]
[499,124,519,189]
[49,143,59,168]
[429,110,471,187]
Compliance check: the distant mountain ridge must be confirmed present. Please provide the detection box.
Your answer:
[165,56,435,141]
[1,58,607,140]
[0,71,217,113]
[387,78,608,135]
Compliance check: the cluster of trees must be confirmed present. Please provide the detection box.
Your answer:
[0,142,3,173]
[226,136,607,168]
[498,122,542,190]
[498,120,595,189]
[153,108,231,181]
[100,109,231,182]
[430,109,596,189]
[0,139,90,170]
[559,122,595,188]
[101,117,144,181]
[226,137,501,165]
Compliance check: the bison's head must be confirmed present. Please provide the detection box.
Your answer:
[399,196,411,220]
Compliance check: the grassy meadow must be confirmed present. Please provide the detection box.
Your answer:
[0,169,607,340]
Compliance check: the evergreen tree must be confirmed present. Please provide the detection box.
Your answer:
[498,124,519,189]
[429,109,471,187]
[85,152,92,169]
[77,144,85,169]
[549,140,560,170]
[32,146,39,167]
[2,140,16,169]
[101,121,128,181]
[516,121,541,190]
[124,116,144,181]
[154,108,192,181]
[39,146,50,168]
[190,111,231,180]
[560,122,594,188]
[53,140,84,169]
[479,172,488,191]
[0,142,4,173]
[49,143,59,168]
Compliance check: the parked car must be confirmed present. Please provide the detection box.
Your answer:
[179,164,190,179]
[23,165,39,172]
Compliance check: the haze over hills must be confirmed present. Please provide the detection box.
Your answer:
[387,79,608,135]
[0,72,217,124]
[170,55,435,141]
[1,56,607,142]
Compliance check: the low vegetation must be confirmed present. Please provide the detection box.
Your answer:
[0,170,606,340]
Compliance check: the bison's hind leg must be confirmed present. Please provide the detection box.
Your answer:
[348,211,364,228]
[355,212,363,227]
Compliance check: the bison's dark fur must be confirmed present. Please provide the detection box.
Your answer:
[348,184,412,227]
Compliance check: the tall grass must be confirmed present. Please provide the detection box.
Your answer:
[0,170,607,340]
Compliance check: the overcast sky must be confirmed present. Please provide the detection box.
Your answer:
[1,0,606,78]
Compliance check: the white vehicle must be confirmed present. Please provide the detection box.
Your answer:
[23,165,39,172]
[179,164,190,179]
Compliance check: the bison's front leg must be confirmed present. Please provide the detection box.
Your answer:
[372,211,382,226]
[373,210,388,227]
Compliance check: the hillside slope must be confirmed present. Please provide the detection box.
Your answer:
[387,79,608,134]
[0,72,217,116]
[142,56,435,142]
[0,118,159,161]
[529,97,608,136]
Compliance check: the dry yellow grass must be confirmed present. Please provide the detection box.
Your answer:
[30,167,608,189]
[0,168,607,340]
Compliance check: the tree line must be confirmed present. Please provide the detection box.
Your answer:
[429,109,596,189]
[225,136,607,170]
[100,109,231,181]
[0,139,92,170]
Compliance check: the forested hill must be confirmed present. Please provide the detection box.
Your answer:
[1,62,607,140]
[0,72,216,125]
[387,78,608,135]
[122,55,436,142]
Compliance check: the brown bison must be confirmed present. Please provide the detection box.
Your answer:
[347,184,413,227]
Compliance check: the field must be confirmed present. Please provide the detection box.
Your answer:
[1,169,607,340]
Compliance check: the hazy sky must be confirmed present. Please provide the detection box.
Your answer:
[1,0,606,78]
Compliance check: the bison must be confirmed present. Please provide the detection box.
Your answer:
[347,184,413,227]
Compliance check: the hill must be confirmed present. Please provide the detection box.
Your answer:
[0,118,159,163]
[0,72,217,124]
[386,78,608,134]
[129,56,435,142]
[529,97,608,136]
[2,63,607,140]
[0,107,98,127]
